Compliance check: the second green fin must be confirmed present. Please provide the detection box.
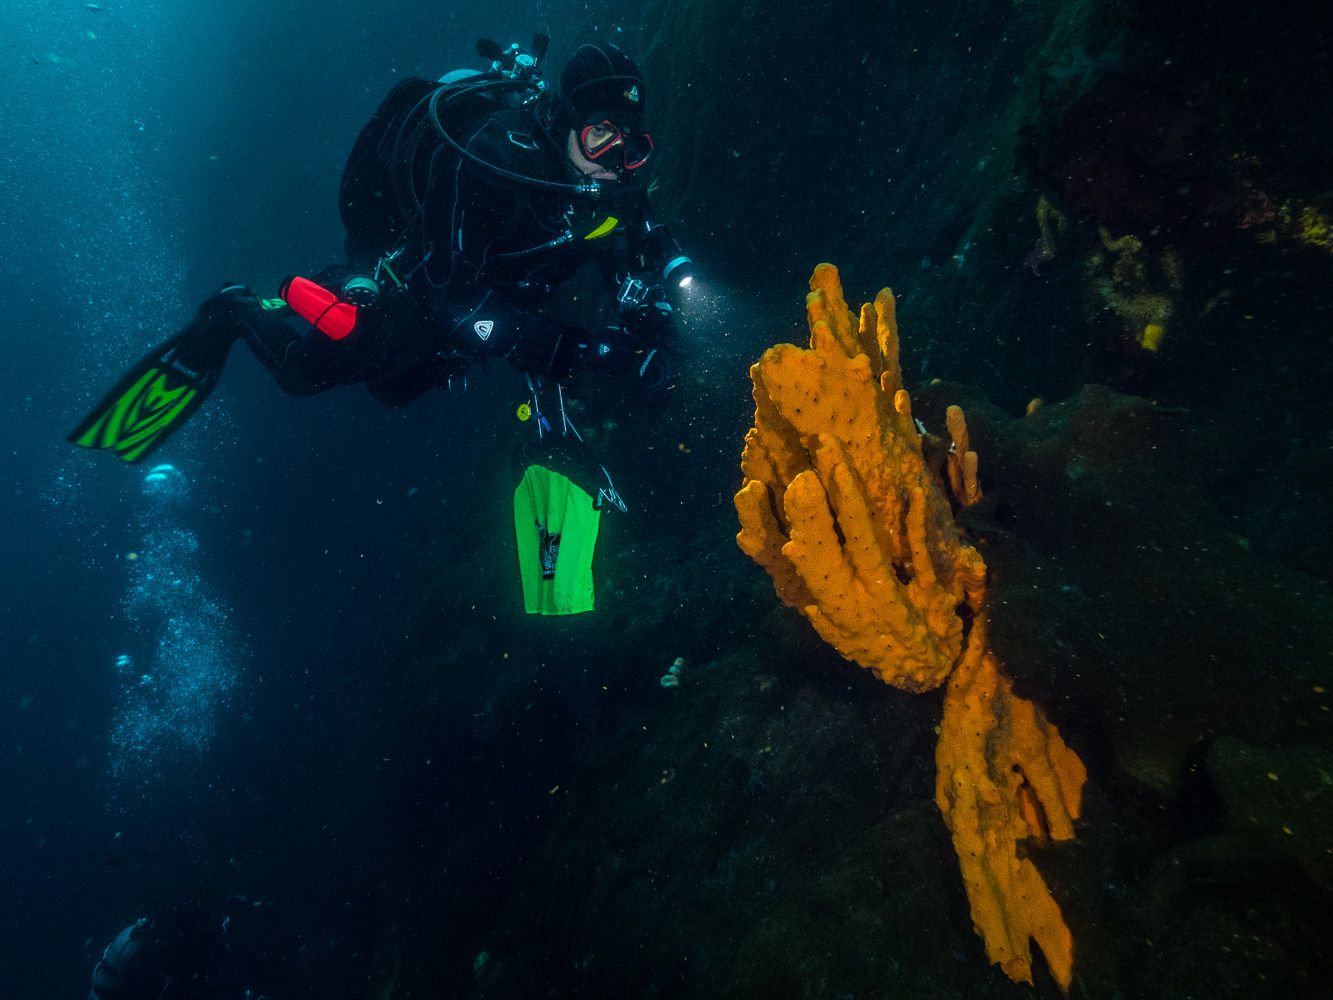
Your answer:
[68,323,235,465]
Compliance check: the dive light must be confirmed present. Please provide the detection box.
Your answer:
[642,219,696,290]
[615,217,697,310]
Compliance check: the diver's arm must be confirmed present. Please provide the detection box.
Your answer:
[596,204,679,349]
[424,281,581,376]
[425,278,669,398]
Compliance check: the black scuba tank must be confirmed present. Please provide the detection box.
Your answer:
[339,36,569,261]
[339,75,514,257]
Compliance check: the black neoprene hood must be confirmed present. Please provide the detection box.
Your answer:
[559,42,647,126]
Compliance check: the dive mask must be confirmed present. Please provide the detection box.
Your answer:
[578,118,654,171]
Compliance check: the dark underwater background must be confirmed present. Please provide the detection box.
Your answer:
[1,0,1330,997]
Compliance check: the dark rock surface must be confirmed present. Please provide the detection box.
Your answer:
[371,0,1332,994]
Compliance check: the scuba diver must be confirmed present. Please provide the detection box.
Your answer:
[88,896,282,999]
[70,36,693,465]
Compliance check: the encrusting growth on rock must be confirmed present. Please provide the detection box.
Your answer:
[736,263,1085,993]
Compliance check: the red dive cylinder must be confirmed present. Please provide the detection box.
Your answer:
[281,275,358,340]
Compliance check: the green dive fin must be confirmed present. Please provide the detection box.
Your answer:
[513,464,602,616]
[68,322,235,464]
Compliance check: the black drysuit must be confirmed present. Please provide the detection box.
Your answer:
[243,77,674,405]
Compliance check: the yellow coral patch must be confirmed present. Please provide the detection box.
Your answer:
[1139,322,1166,352]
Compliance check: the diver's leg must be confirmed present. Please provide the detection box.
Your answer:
[236,267,376,396]
[239,308,369,396]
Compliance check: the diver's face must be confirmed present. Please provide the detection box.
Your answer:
[567,129,620,181]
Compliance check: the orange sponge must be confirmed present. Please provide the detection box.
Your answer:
[736,265,986,691]
[736,264,1087,991]
[935,619,1086,992]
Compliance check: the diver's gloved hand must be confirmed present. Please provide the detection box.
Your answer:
[631,346,675,405]
[621,299,674,346]
[587,326,675,403]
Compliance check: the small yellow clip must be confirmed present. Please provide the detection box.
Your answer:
[584,215,620,240]
[516,402,532,421]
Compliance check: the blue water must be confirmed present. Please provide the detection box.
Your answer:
[0,2,634,994]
